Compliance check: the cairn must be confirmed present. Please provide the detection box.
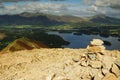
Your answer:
[87,39,105,53]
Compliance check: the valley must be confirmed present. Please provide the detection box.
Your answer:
[0,13,120,51]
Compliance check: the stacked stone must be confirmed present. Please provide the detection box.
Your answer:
[81,39,120,80]
[87,39,105,53]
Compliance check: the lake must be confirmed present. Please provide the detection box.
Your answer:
[48,31,120,50]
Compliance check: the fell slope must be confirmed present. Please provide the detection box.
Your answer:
[1,37,48,53]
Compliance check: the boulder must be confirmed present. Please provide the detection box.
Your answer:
[94,70,104,80]
[102,68,109,75]
[90,39,104,46]
[72,56,80,62]
[102,56,115,70]
[46,73,55,80]
[111,64,120,77]
[81,61,89,67]
[87,53,96,60]
[96,53,103,61]
[89,61,102,68]
[102,73,118,80]
[114,58,120,67]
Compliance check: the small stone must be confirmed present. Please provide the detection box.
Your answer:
[111,64,120,77]
[87,45,105,53]
[81,61,89,67]
[72,56,80,62]
[102,68,109,75]
[87,53,96,60]
[114,58,120,67]
[94,70,104,80]
[90,39,104,46]
[80,71,91,80]
[102,73,118,80]
[80,54,87,61]
[89,61,102,68]
[90,69,99,77]
[96,53,103,61]
[46,73,55,80]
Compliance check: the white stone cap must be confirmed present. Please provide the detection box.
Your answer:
[90,39,104,46]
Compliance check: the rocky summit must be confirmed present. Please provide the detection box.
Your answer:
[0,39,120,80]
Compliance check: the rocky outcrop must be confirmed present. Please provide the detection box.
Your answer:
[0,39,120,80]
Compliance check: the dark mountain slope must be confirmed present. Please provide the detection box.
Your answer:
[0,13,120,26]
[90,14,120,24]
[0,14,65,26]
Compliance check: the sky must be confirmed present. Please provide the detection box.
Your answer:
[0,0,120,18]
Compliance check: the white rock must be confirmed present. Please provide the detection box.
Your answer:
[114,58,120,67]
[72,56,80,62]
[87,53,96,60]
[90,69,99,77]
[46,73,55,80]
[96,53,103,61]
[81,61,89,67]
[94,70,104,80]
[102,73,118,80]
[102,56,115,70]
[89,61,102,68]
[90,39,104,46]
[102,68,109,75]
[111,64,120,77]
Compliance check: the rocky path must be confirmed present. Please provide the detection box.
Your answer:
[0,39,120,80]
[0,48,120,80]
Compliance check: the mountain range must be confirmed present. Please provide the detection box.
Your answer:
[0,12,120,26]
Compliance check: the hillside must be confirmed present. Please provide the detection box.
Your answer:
[0,39,120,80]
[0,12,120,27]
[0,14,65,26]
[89,14,120,24]
[1,37,48,53]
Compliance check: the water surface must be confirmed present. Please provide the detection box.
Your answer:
[48,31,120,50]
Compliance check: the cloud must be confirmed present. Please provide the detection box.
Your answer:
[0,0,119,18]
[0,3,4,8]
[85,0,120,18]
[0,2,71,15]
[0,0,39,2]
[86,0,120,9]
[0,0,67,3]
[94,0,120,9]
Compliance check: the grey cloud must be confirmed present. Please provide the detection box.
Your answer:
[0,0,39,2]
[0,3,4,8]
[92,0,120,9]
[0,0,67,3]
[85,0,120,18]
[0,2,70,15]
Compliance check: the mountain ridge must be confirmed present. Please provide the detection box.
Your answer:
[1,37,48,53]
[0,12,120,26]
